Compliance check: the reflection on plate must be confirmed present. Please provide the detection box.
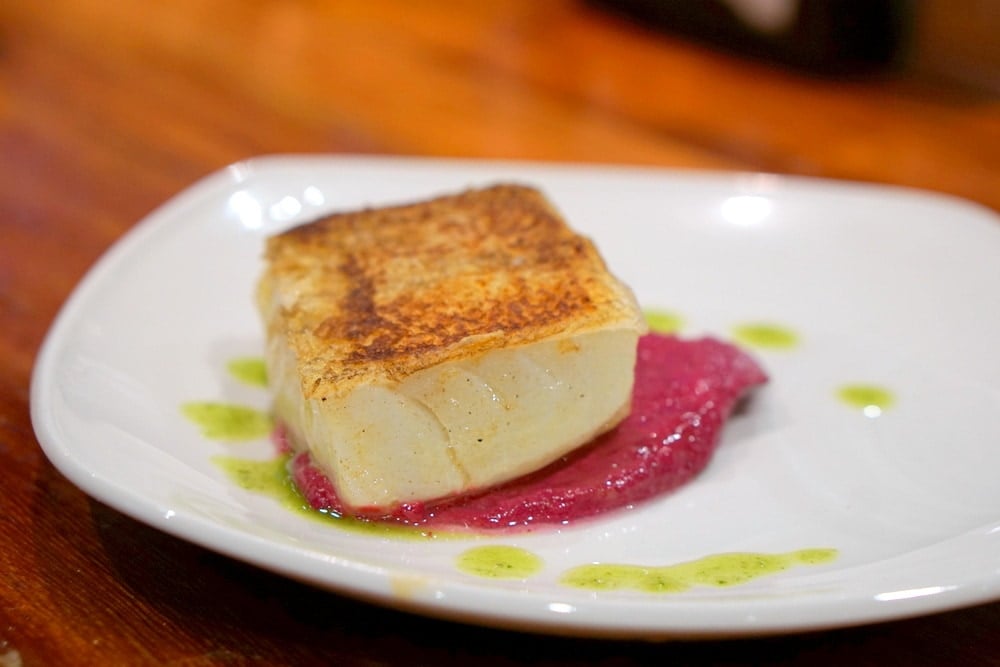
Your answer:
[31,156,1000,639]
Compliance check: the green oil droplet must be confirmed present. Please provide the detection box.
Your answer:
[214,455,305,510]
[182,402,272,441]
[676,552,792,587]
[644,309,684,334]
[560,563,647,590]
[837,384,895,414]
[456,545,544,579]
[732,322,799,350]
[227,357,268,387]
[560,548,837,593]
[792,548,839,566]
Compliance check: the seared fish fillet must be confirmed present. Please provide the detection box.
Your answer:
[257,184,646,511]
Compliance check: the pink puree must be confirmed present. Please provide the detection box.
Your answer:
[288,333,767,530]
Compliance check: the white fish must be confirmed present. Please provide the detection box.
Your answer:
[258,185,645,511]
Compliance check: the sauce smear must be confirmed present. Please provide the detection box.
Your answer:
[291,333,766,530]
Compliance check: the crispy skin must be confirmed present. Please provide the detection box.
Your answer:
[258,184,644,399]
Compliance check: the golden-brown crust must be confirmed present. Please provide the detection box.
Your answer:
[258,184,644,398]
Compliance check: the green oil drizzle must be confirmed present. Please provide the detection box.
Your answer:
[181,402,273,441]
[837,384,895,414]
[214,455,304,510]
[560,548,837,593]
[456,545,544,579]
[227,357,269,387]
[212,454,457,541]
[644,309,684,334]
[732,322,799,350]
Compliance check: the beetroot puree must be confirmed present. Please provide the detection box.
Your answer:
[290,333,767,530]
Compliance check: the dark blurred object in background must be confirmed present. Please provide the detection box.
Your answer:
[589,0,913,75]
[906,1,1000,93]
[591,0,1000,92]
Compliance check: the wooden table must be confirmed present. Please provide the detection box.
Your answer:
[2,1,998,664]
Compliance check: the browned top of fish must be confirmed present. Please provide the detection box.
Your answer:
[258,184,644,398]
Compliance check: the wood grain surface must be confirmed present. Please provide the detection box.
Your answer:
[1,1,997,665]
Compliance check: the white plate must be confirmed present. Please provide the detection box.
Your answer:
[31,155,1000,639]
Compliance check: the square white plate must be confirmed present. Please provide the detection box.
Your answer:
[31,155,1000,639]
